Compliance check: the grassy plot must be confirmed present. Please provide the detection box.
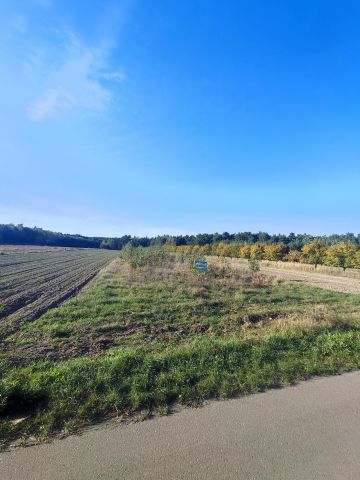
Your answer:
[1,249,360,447]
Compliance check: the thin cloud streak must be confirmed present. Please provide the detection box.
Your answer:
[27,31,124,121]
[28,88,76,121]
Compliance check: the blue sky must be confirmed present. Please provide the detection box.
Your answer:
[1,0,360,237]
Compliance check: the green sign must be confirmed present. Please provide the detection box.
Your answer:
[193,260,208,272]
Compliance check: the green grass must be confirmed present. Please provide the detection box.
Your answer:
[1,256,360,448]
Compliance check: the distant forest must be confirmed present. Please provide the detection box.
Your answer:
[1,224,360,251]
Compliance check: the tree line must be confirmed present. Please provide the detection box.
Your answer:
[0,224,104,249]
[1,224,360,259]
[174,240,360,271]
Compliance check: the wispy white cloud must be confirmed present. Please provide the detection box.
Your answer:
[28,88,76,121]
[27,31,124,122]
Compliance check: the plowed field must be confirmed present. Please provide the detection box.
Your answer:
[0,248,118,336]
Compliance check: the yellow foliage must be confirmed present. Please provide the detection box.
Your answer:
[239,244,251,259]
[353,251,360,269]
[250,243,266,260]
[263,243,287,261]
[174,240,360,271]
[324,241,358,270]
[285,250,302,262]
[301,240,326,267]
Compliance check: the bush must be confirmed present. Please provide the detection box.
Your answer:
[248,257,260,273]
[119,245,175,269]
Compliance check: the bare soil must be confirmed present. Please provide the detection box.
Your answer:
[0,245,76,253]
[0,249,118,337]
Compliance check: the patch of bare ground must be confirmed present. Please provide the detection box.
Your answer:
[6,323,213,366]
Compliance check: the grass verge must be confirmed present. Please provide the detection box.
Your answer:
[2,324,360,448]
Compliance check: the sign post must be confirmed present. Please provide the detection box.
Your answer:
[193,259,208,273]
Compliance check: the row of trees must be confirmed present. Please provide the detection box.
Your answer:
[174,240,360,271]
[2,225,360,267]
[0,224,104,248]
[117,232,360,249]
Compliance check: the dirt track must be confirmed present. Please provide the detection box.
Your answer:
[223,259,360,294]
[2,371,360,480]
[259,265,360,294]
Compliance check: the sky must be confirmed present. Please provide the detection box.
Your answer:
[1,0,360,237]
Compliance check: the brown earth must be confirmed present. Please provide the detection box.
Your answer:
[0,245,76,253]
[0,249,118,337]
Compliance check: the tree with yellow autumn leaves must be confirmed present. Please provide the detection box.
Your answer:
[301,240,326,268]
[173,239,360,272]
[324,241,358,271]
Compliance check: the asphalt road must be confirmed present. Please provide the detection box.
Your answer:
[2,371,360,479]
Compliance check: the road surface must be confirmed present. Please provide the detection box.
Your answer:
[2,371,360,479]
